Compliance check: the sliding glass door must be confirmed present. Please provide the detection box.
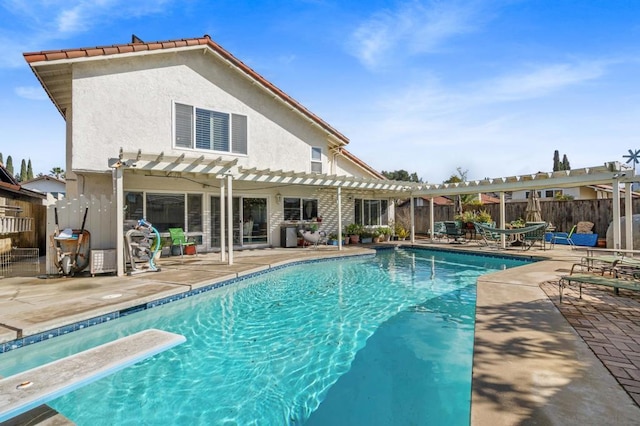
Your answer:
[211,196,267,248]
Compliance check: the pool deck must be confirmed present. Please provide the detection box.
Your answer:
[1,241,639,424]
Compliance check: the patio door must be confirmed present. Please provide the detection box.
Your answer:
[210,196,267,248]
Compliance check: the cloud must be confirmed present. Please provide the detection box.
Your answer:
[347,0,486,69]
[381,60,608,119]
[0,0,176,68]
[15,86,49,100]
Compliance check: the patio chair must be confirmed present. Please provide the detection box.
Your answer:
[522,222,547,251]
[299,229,327,249]
[474,222,500,247]
[168,228,198,257]
[550,225,576,248]
[444,221,465,244]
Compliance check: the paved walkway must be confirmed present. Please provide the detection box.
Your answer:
[541,280,640,406]
[1,241,639,425]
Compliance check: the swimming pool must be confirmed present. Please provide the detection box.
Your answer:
[0,248,529,425]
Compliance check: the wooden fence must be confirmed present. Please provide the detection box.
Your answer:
[400,199,640,238]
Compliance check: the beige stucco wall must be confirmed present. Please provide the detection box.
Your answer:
[62,48,385,251]
[69,51,335,177]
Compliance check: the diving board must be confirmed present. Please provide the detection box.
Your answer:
[0,329,186,423]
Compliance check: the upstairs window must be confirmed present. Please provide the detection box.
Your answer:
[175,103,247,155]
[311,147,322,173]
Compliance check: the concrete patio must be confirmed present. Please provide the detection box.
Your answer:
[0,241,639,425]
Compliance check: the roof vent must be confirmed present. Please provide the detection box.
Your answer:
[131,34,144,44]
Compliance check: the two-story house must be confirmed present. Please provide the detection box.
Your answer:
[24,35,408,273]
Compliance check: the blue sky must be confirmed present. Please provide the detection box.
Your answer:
[1,0,639,183]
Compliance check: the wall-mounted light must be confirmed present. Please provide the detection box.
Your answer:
[276,193,281,202]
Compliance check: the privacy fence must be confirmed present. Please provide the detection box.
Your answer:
[401,199,640,238]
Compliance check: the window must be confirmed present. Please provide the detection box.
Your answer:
[124,192,203,234]
[175,103,247,154]
[283,198,318,221]
[355,199,388,226]
[311,147,322,173]
[545,189,563,198]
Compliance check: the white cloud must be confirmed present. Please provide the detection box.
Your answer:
[15,86,49,100]
[347,0,486,69]
[0,0,176,68]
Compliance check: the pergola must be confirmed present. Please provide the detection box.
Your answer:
[111,152,636,275]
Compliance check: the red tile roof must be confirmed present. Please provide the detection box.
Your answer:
[24,35,349,145]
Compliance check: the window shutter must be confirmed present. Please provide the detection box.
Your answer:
[195,108,211,150]
[175,104,193,148]
[231,114,247,154]
[212,111,229,151]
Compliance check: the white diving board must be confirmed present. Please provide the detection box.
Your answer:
[0,328,186,423]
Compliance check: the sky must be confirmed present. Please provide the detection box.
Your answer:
[1,0,639,183]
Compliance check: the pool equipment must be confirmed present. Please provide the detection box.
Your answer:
[51,207,91,276]
[124,218,161,275]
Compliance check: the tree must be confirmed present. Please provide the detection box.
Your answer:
[18,159,27,182]
[5,156,13,175]
[553,150,561,171]
[50,167,64,179]
[552,150,571,171]
[27,159,33,180]
[444,167,475,208]
[0,152,3,166]
[381,169,422,182]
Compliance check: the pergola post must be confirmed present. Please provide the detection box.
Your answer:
[337,187,342,251]
[220,179,226,262]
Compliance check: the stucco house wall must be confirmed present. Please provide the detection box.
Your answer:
[27,36,391,253]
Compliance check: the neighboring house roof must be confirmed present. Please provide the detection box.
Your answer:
[24,34,349,147]
[589,184,640,198]
[22,175,66,186]
[0,165,46,201]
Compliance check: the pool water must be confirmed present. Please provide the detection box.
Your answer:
[0,248,528,425]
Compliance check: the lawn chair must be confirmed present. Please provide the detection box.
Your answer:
[522,222,547,251]
[168,228,198,257]
[444,221,465,244]
[474,222,500,248]
[550,225,576,248]
[299,229,327,249]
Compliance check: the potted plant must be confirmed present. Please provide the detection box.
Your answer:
[395,223,410,240]
[345,223,363,244]
[327,233,339,246]
[360,230,374,244]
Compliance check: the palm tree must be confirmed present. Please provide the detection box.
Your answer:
[50,167,65,179]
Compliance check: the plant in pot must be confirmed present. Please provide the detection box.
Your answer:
[455,210,477,230]
[360,229,374,244]
[345,223,363,244]
[395,223,410,240]
[380,226,392,241]
[327,233,339,246]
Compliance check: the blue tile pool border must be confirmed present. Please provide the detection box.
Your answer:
[0,246,538,354]
[0,252,374,354]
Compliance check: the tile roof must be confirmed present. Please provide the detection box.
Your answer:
[24,35,349,145]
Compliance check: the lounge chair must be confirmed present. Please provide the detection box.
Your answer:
[559,272,640,302]
[474,222,500,247]
[550,225,576,248]
[444,221,465,243]
[168,228,198,257]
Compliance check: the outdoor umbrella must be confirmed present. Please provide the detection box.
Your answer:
[525,190,543,222]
